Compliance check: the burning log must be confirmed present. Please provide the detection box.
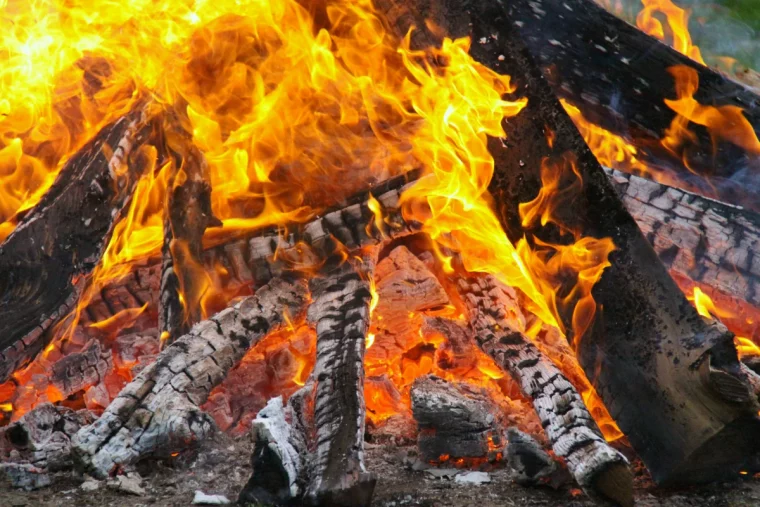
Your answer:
[303,260,376,507]
[50,340,113,399]
[605,167,760,308]
[159,140,221,347]
[464,3,760,485]
[498,0,760,209]
[410,374,507,464]
[0,107,153,383]
[457,274,632,505]
[71,276,309,478]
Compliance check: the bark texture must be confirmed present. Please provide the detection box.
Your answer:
[304,261,376,507]
[0,107,152,383]
[606,168,760,308]
[458,274,632,506]
[71,277,309,478]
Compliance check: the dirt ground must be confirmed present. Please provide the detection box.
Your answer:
[2,432,760,507]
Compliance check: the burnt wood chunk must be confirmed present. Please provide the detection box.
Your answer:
[0,107,152,383]
[506,427,566,488]
[240,385,314,505]
[71,277,309,478]
[411,374,507,463]
[159,140,220,347]
[51,340,112,398]
[499,0,760,210]
[606,167,760,308]
[465,1,760,486]
[305,261,376,507]
[458,274,631,505]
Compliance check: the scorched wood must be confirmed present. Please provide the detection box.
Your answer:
[464,1,760,485]
[304,260,375,507]
[457,274,632,505]
[159,138,221,347]
[605,167,760,308]
[498,0,760,210]
[71,276,309,478]
[0,106,153,383]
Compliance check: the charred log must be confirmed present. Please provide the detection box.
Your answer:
[71,276,309,478]
[304,260,376,507]
[497,0,760,210]
[463,2,760,486]
[410,374,507,463]
[51,340,113,399]
[159,140,221,347]
[506,427,567,488]
[606,167,760,308]
[0,107,153,383]
[458,274,632,505]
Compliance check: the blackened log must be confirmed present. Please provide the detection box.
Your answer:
[50,340,113,399]
[304,260,375,507]
[159,140,221,347]
[457,274,631,505]
[605,167,760,308]
[498,0,760,210]
[410,374,507,463]
[0,107,152,383]
[465,2,760,485]
[71,277,309,478]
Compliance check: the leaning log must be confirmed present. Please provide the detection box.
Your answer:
[0,106,153,383]
[71,276,309,478]
[304,260,376,507]
[457,274,632,505]
[495,0,760,211]
[159,138,221,347]
[605,167,760,308]
[463,1,760,485]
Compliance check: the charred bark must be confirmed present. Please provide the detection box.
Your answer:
[0,107,153,383]
[71,277,309,478]
[463,2,760,485]
[496,0,760,211]
[159,139,221,347]
[606,167,760,308]
[458,274,631,505]
[410,374,507,463]
[304,260,376,507]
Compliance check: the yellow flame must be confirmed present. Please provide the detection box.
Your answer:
[636,0,704,65]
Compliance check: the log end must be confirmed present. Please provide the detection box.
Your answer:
[591,461,634,507]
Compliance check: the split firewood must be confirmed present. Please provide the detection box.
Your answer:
[410,374,507,464]
[462,4,760,487]
[0,105,154,384]
[0,403,96,473]
[496,0,760,211]
[457,274,632,506]
[606,167,760,308]
[239,384,315,505]
[159,138,221,347]
[303,260,376,507]
[71,276,309,478]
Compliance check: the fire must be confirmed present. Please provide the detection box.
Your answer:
[636,0,704,64]
[0,0,622,443]
[687,287,760,359]
[663,65,760,162]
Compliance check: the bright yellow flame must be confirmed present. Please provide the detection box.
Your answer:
[0,402,12,412]
[688,287,736,320]
[636,0,705,65]
[366,332,375,349]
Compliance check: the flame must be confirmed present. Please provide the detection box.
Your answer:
[687,287,760,359]
[636,0,704,65]
[663,65,760,160]
[0,0,621,440]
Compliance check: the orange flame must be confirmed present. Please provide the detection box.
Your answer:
[636,0,705,65]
